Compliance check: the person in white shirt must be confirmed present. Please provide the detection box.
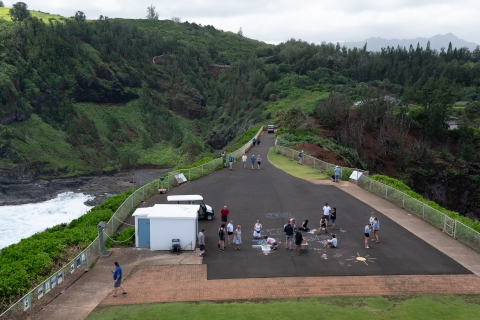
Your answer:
[323,203,331,225]
[264,236,278,250]
[369,212,375,239]
[241,153,247,169]
[226,220,234,244]
[326,234,337,248]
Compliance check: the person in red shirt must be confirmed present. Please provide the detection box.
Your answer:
[220,205,229,223]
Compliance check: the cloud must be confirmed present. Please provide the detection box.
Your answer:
[8,0,480,45]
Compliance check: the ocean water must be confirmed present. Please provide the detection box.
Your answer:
[0,192,94,249]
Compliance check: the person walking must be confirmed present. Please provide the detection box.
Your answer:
[257,155,262,170]
[295,229,304,256]
[364,222,371,248]
[284,220,294,250]
[233,225,242,250]
[198,229,206,256]
[252,137,256,146]
[323,203,331,226]
[253,220,262,239]
[330,207,337,230]
[373,217,380,243]
[226,220,234,244]
[228,154,234,171]
[298,150,303,164]
[257,138,261,146]
[222,151,227,167]
[242,153,247,169]
[251,154,256,170]
[318,216,328,234]
[111,262,127,297]
[334,165,341,182]
[220,205,229,224]
[218,224,226,252]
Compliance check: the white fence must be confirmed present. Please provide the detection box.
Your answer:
[0,127,263,319]
[275,144,480,254]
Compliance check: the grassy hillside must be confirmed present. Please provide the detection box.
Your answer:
[0,7,63,21]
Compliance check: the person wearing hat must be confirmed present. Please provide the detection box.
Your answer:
[334,165,341,182]
[298,150,304,164]
[111,262,127,297]
[226,220,234,244]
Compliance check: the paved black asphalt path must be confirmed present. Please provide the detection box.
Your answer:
[150,133,471,279]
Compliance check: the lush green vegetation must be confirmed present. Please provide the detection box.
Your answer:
[0,189,134,308]
[268,147,328,180]
[0,7,63,21]
[370,174,480,232]
[86,295,480,320]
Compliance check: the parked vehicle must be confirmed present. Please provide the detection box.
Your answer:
[267,124,274,133]
[167,195,215,220]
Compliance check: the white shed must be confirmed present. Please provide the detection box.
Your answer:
[132,204,198,251]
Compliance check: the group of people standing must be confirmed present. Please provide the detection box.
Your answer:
[240,153,262,170]
[364,212,380,248]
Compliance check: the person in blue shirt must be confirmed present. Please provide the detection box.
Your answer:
[112,261,127,297]
[364,223,371,249]
[251,154,256,170]
[228,155,234,170]
[334,165,341,182]
[373,217,380,243]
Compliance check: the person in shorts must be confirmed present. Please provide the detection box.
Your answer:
[364,223,371,248]
[295,229,304,256]
[226,220,234,244]
[257,155,262,170]
[112,262,127,297]
[323,203,331,225]
[373,217,380,243]
[198,229,206,256]
[218,224,226,252]
[284,220,294,250]
[264,236,278,250]
[298,150,303,164]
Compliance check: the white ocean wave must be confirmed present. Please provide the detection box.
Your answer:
[0,192,94,249]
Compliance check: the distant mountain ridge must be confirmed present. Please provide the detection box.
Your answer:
[343,33,478,52]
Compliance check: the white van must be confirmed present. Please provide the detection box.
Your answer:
[267,124,274,133]
[167,195,215,220]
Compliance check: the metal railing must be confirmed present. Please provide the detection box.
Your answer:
[275,143,480,254]
[0,127,263,319]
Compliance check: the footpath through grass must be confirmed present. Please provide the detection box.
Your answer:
[267,147,327,180]
[87,295,480,320]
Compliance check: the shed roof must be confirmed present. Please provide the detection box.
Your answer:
[132,204,198,219]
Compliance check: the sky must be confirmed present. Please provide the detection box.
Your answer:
[4,0,480,45]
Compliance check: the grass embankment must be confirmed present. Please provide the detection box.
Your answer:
[87,295,480,320]
[267,147,327,180]
[0,7,64,21]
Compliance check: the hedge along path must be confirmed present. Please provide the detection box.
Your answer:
[309,179,480,276]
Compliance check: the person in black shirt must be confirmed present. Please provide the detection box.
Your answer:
[330,207,337,230]
[295,230,304,256]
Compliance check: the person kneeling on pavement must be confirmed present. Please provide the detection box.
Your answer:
[326,234,337,248]
[264,236,278,250]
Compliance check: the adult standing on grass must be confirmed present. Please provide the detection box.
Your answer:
[284,220,294,250]
[323,203,331,226]
[364,222,371,248]
[220,205,229,224]
[330,207,337,230]
[251,154,256,170]
[298,150,303,164]
[227,220,234,244]
[334,165,340,182]
[112,262,127,297]
[295,229,304,256]
[253,219,262,239]
[198,229,206,256]
[373,217,380,243]
[233,225,242,250]
[242,153,247,169]
[228,154,234,171]
[257,155,262,170]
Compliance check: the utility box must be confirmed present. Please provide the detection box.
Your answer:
[132,204,198,251]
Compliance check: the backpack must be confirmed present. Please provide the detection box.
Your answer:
[218,228,224,238]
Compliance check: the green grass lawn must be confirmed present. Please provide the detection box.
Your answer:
[267,147,327,180]
[0,7,64,21]
[266,89,329,115]
[86,295,480,320]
